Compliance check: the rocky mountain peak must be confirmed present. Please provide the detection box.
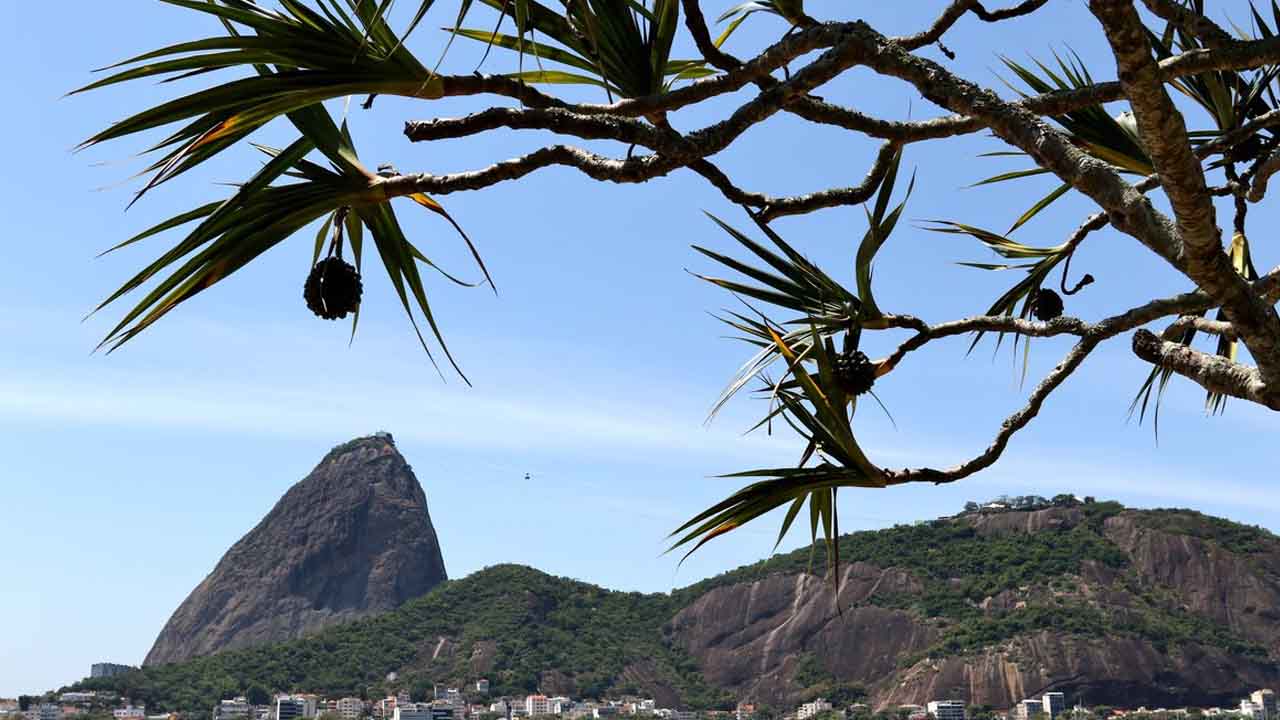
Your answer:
[143,433,447,665]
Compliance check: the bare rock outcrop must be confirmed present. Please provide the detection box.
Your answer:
[144,434,447,665]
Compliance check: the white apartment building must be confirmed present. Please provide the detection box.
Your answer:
[213,699,251,720]
[1253,691,1277,720]
[525,696,552,717]
[336,699,364,720]
[475,681,490,695]
[927,701,966,720]
[798,701,832,720]
[393,707,431,720]
[114,706,146,720]
[1241,701,1265,720]
[1015,700,1044,720]
[1042,694,1065,720]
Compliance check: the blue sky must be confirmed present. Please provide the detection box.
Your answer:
[1,0,1277,701]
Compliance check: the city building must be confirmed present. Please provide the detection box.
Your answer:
[424,702,455,717]
[377,698,400,719]
[30,705,62,720]
[337,699,364,720]
[899,707,927,720]
[927,701,965,720]
[1241,701,1265,720]
[1015,701,1045,720]
[1039,691,1070,717]
[1042,694,1065,720]
[526,697,552,717]
[1252,691,1277,720]
[393,707,430,720]
[91,664,135,679]
[798,702,832,720]
[475,681,490,696]
[429,701,461,720]
[671,713,697,720]
[277,698,310,720]
[213,699,251,720]
[113,706,146,720]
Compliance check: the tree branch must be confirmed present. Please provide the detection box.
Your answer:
[878,315,1091,376]
[1132,328,1280,409]
[894,0,1050,51]
[688,142,900,221]
[883,335,1103,485]
[1091,0,1217,256]
[1163,315,1238,341]
[867,266,1280,484]
[1140,0,1236,48]
[1091,0,1280,390]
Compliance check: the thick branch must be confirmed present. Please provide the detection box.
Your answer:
[411,21,1280,150]
[1249,151,1280,202]
[1132,329,1280,409]
[839,21,1181,265]
[1140,0,1235,48]
[1091,0,1280,388]
[1091,0,1218,255]
[375,145,653,194]
[405,107,664,146]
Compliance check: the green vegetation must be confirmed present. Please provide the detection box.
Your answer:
[793,654,866,705]
[904,599,1270,666]
[1139,509,1278,554]
[70,503,1274,711]
[73,566,728,713]
[678,504,1127,608]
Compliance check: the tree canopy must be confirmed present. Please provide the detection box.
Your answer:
[75,0,1280,574]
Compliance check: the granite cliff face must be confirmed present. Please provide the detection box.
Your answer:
[666,506,1280,711]
[144,434,447,665]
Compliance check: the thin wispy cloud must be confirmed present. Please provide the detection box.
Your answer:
[0,370,802,465]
